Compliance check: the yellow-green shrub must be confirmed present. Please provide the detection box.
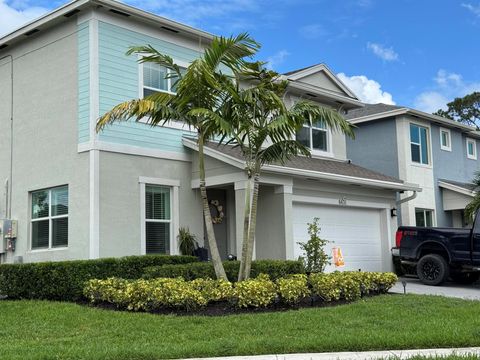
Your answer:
[233,274,277,308]
[276,274,310,305]
[190,278,233,302]
[309,273,341,301]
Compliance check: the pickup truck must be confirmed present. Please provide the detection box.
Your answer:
[392,211,480,286]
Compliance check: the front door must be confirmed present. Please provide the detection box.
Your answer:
[206,189,228,260]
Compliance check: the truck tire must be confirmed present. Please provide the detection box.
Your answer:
[416,254,449,286]
[450,272,480,285]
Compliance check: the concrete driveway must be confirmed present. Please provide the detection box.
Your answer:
[390,277,480,300]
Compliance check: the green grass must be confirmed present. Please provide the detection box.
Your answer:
[1,294,479,360]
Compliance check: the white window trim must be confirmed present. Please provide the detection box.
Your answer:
[137,56,193,132]
[415,208,435,227]
[139,177,180,255]
[409,121,431,166]
[299,123,334,158]
[30,186,69,251]
[439,127,452,152]
[466,138,477,160]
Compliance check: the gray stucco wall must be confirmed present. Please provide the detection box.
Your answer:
[98,151,203,257]
[0,20,90,263]
[346,118,399,178]
[430,124,480,227]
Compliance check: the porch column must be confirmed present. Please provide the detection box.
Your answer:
[234,181,247,258]
[274,185,294,260]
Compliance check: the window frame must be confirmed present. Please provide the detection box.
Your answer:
[439,127,452,152]
[415,208,434,227]
[139,177,180,255]
[137,57,192,131]
[466,138,477,160]
[409,122,430,165]
[30,185,69,251]
[296,120,333,157]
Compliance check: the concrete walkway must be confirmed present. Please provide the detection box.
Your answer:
[390,277,480,300]
[185,347,480,360]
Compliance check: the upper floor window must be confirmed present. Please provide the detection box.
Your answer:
[466,138,477,160]
[296,120,328,153]
[145,185,171,254]
[142,62,186,97]
[440,128,451,151]
[410,123,429,165]
[31,186,68,250]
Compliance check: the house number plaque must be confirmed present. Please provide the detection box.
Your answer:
[338,196,347,206]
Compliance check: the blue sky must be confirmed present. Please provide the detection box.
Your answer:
[1,0,479,113]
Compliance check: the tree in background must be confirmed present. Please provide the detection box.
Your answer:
[434,92,480,129]
[465,171,480,221]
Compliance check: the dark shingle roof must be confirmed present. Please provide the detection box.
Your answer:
[439,179,478,192]
[205,142,403,184]
[344,103,404,120]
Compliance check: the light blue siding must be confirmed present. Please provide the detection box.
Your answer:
[431,124,480,226]
[97,21,197,152]
[78,21,90,143]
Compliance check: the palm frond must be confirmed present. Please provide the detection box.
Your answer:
[259,140,310,166]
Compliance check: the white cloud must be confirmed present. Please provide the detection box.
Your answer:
[265,49,289,70]
[0,0,49,36]
[298,24,328,39]
[462,2,480,17]
[414,69,480,113]
[337,72,395,105]
[367,42,399,61]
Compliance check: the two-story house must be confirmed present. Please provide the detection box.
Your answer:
[346,103,480,228]
[0,0,419,272]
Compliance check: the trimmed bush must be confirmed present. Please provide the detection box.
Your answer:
[143,260,305,281]
[0,255,197,301]
[276,274,310,305]
[83,271,398,313]
[310,271,398,302]
[233,274,277,308]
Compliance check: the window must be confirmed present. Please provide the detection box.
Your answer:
[440,128,451,151]
[296,119,328,153]
[142,62,186,97]
[145,185,171,254]
[467,138,477,160]
[415,208,433,227]
[31,186,68,249]
[410,123,429,164]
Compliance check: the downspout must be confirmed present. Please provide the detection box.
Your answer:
[0,54,13,220]
[397,190,418,205]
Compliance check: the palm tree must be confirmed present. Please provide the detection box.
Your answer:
[96,34,260,280]
[465,171,480,221]
[219,64,354,281]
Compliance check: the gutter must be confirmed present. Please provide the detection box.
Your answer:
[396,190,418,205]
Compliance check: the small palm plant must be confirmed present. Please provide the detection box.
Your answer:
[178,227,198,256]
[465,171,480,221]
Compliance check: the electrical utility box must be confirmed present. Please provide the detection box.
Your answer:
[0,219,17,253]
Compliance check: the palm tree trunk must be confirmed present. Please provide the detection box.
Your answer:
[244,171,260,279]
[237,174,253,282]
[198,135,227,280]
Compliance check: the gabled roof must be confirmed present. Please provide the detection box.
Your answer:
[182,137,421,192]
[283,63,358,100]
[345,103,479,134]
[0,0,213,50]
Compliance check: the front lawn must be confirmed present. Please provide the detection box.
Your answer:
[1,294,480,360]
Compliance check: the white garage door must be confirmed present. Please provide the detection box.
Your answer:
[293,203,383,272]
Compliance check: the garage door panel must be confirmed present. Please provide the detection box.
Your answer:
[293,203,383,272]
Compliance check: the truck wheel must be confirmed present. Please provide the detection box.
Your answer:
[450,272,480,285]
[416,254,449,286]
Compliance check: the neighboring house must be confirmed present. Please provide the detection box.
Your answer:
[345,103,480,228]
[0,0,419,272]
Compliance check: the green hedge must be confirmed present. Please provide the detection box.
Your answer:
[84,272,398,312]
[143,260,305,281]
[0,255,197,301]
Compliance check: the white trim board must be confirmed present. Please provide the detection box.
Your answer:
[438,181,476,197]
[78,141,191,162]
